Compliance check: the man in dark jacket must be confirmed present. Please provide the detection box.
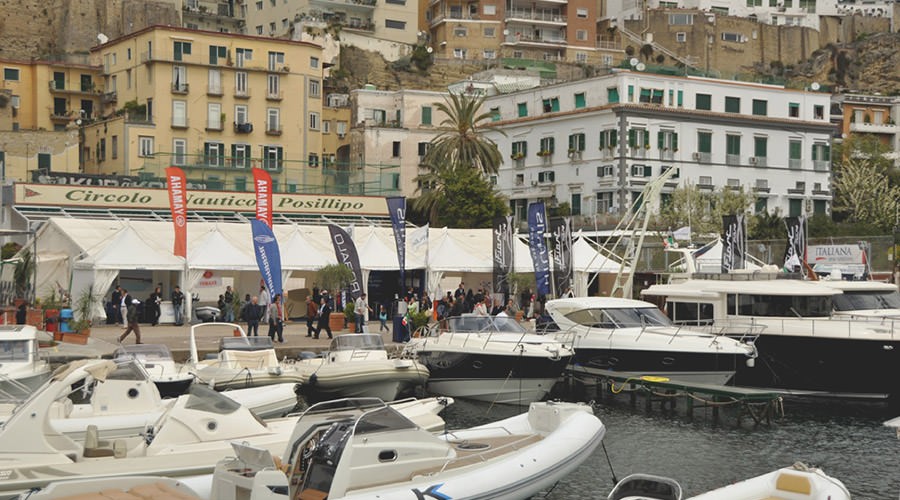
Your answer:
[243,296,264,336]
[315,297,333,340]
[171,286,185,326]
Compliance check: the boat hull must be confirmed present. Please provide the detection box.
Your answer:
[301,370,427,404]
[570,348,743,386]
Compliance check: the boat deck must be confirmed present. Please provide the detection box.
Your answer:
[568,366,784,427]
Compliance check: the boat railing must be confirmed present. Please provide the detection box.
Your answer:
[673,320,765,345]
[0,373,33,403]
[710,316,900,340]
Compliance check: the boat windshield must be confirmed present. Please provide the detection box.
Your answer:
[113,344,173,362]
[106,360,149,381]
[447,315,527,334]
[219,336,274,351]
[565,307,672,329]
[0,340,31,362]
[354,405,417,435]
[330,334,385,351]
[832,290,900,311]
[730,294,832,317]
[184,384,242,415]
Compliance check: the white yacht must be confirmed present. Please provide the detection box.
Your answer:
[113,344,194,398]
[0,325,51,400]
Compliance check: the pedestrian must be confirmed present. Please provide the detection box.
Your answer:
[354,293,372,333]
[473,297,488,316]
[15,302,27,325]
[148,286,162,326]
[119,288,129,328]
[217,294,226,321]
[171,286,185,326]
[378,305,388,332]
[305,296,317,337]
[312,283,321,305]
[267,293,284,343]
[118,298,142,344]
[111,285,123,325]
[315,297,333,340]
[244,295,263,336]
[223,285,235,322]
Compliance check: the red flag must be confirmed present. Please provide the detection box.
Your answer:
[253,168,273,228]
[165,167,188,258]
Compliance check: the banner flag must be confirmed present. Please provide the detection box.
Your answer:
[164,167,187,258]
[410,224,429,251]
[328,224,364,300]
[492,216,514,296]
[550,217,573,296]
[721,214,746,273]
[673,226,691,241]
[527,202,551,296]
[252,168,273,227]
[386,197,407,287]
[783,216,807,273]
[251,219,283,299]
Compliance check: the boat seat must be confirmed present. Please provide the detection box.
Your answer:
[775,472,812,495]
[298,488,328,500]
[83,425,115,458]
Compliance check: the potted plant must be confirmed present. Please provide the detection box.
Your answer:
[510,152,524,160]
[343,302,355,329]
[65,284,100,344]
[537,149,552,157]
[317,263,355,332]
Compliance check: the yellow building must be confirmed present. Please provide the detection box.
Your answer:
[85,25,327,192]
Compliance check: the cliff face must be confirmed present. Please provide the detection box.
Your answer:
[0,0,179,62]
[779,33,900,94]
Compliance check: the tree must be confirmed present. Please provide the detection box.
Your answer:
[429,166,508,228]
[749,208,784,240]
[657,185,757,236]
[831,134,900,230]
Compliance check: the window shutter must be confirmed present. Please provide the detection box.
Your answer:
[628,129,636,148]
[657,131,664,149]
[811,144,818,161]
[643,130,650,147]
[610,130,617,147]
[672,133,678,151]
[599,132,606,149]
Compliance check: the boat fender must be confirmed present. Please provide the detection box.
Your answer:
[309,373,318,385]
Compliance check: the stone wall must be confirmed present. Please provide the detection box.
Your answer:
[0,130,81,182]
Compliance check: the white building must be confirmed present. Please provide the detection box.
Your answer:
[482,69,835,223]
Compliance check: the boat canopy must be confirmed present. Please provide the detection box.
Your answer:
[219,336,275,351]
[113,344,175,362]
[564,306,672,329]
[329,334,385,352]
[447,314,527,334]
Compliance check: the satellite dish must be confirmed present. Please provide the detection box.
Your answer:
[636,63,646,71]
[810,82,821,91]
[426,47,433,53]
[97,33,108,44]
[629,57,639,67]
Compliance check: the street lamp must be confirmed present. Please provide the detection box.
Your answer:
[76,109,85,173]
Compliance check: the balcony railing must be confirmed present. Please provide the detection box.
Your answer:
[789,158,802,169]
[207,85,224,96]
[505,9,566,23]
[234,122,254,133]
[813,160,830,171]
[266,90,283,101]
[172,119,190,129]
[750,156,767,167]
[849,121,898,134]
[101,91,118,104]
[568,150,583,161]
[726,154,741,166]
[206,122,224,132]
[505,33,566,45]
[50,111,72,121]
[172,83,190,94]
[235,88,251,99]
[266,124,282,135]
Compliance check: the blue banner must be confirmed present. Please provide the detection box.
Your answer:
[328,224,364,299]
[251,219,283,298]
[528,202,551,296]
[386,196,407,287]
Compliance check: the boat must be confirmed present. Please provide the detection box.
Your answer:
[402,314,574,404]
[641,273,900,399]
[817,279,900,319]
[608,473,683,500]
[113,343,194,398]
[188,323,304,391]
[294,333,429,403]
[543,297,758,386]
[0,360,452,497]
[0,325,52,400]
[15,476,209,499]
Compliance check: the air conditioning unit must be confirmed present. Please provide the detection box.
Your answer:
[337,133,345,139]
[531,180,538,186]
[749,156,758,164]
[692,152,700,160]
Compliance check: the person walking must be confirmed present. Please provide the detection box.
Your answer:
[244,296,263,336]
[111,286,123,326]
[148,286,162,326]
[378,305,388,332]
[315,297,333,340]
[119,288,129,328]
[171,286,185,326]
[305,296,317,337]
[267,294,284,343]
[354,293,372,333]
[223,285,235,322]
[118,298,142,344]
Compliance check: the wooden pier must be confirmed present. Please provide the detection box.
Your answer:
[567,366,784,427]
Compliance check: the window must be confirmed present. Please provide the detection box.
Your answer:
[542,97,560,113]
[814,105,824,120]
[323,120,331,134]
[607,87,620,103]
[574,92,586,109]
[256,26,263,35]
[657,130,678,151]
[308,154,320,170]
[309,112,320,130]
[627,128,650,149]
[698,131,712,154]
[232,144,250,168]
[263,146,283,170]
[539,137,555,156]
[385,19,406,29]
[576,29,587,41]
[421,106,432,125]
[676,32,687,42]
[597,165,614,177]
[172,100,187,127]
[235,72,248,96]
[235,105,248,125]
[814,200,826,215]
[3,68,19,81]
[417,142,429,157]
[267,74,280,98]
[576,7,588,17]
[236,48,253,67]
[483,49,496,59]
[207,103,222,130]
[309,79,321,98]
[568,133,586,152]
[571,193,582,215]
[392,141,401,158]
[172,65,187,92]
[173,139,186,165]
[722,32,743,42]
[484,4,496,14]
[699,176,712,186]
[755,196,769,215]
[639,88,664,104]
[726,134,741,164]
[628,85,634,102]
[255,0,262,9]
[789,199,802,217]
[725,96,741,113]
[454,26,467,37]
[208,68,222,94]
[37,153,50,170]
[752,99,767,116]
[538,171,555,183]
[269,22,276,33]
[204,142,225,166]
[453,48,468,59]
[310,56,319,68]
[209,45,227,65]
[576,53,588,63]
[138,136,154,157]
[511,140,527,158]
[267,51,284,71]
[811,143,831,165]
[336,121,347,136]
[489,107,500,121]
[789,139,802,169]
[599,129,618,151]
[754,136,767,159]
[788,102,799,118]
[267,108,280,132]
[696,93,711,110]
[483,27,496,37]
[53,97,67,116]
[669,13,694,25]
[596,192,614,212]
[173,41,191,61]
[517,102,527,117]
[111,135,118,160]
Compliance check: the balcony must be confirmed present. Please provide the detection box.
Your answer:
[171,83,190,94]
[49,81,99,95]
[50,111,72,122]
[849,121,898,134]
[101,91,118,104]
[749,156,767,167]
[693,152,711,163]
[505,9,566,24]
[207,84,224,97]
[206,121,224,132]
[568,150,583,162]
[309,0,376,10]
[658,150,674,161]
[234,89,251,99]
[726,154,740,166]
[344,19,375,32]
[504,32,567,47]
[171,119,190,130]
[789,158,802,169]
[234,122,254,133]
[814,160,830,171]
[429,13,479,26]
[266,124,283,136]
[512,157,525,169]
[630,147,647,159]
[266,90,283,101]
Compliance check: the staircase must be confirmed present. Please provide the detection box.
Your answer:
[618,25,698,70]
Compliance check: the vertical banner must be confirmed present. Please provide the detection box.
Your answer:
[386,197,407,288]
[250,219,283,298]
[252,168,273,228]
[492,215,514,297]
[783,216,807,273]
[550,216,573,297]
[164,167,187,258]
[527,202,551,296]
[721,214,746,273]
[328,224,364,300]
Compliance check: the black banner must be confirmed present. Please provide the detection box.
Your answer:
[328,224,364,299]
[783,216,806,272]
[30,170,209,190]
[386,197,406,287]
[550,216,573,297]
[721,214,746,273]
[492,216,514,296]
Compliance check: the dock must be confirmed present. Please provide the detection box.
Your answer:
[567,365,784,427]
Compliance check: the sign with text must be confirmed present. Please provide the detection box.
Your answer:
[14,183,389,216]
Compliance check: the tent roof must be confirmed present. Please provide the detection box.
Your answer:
[279,226,334,270]
[75,225,184,270]
[188,227,257,270]
[428,228,492,272]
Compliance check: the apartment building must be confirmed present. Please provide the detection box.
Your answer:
[481,70,835,222]
[837,94,899,152]
[425,0,621,64]
[182,0,244,33]
[85,25,325,191]
[321,92,352,170]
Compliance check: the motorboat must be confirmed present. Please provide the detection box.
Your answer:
[402,314,574,404]
[606,464,849,500]
[641,274,900,399]
[113,343,194,398]
[543,297,758,386]
[14,476,208,499]
[0,360,452,497]
[294,333,429,403]
[817,279,900,319]
[188,323,304,391]
[0,325,52,400]
[194,306,221,323]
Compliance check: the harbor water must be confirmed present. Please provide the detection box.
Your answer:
[440,387,900,499]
